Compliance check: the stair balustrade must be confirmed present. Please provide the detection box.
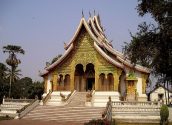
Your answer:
[60,90,75,102]
[42,90,52,105]
[17,99,39,119]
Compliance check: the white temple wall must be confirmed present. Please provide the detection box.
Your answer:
[137,77,143,96]
[47,74,52,93]
[135,72,142,95]
[136,72,147,101]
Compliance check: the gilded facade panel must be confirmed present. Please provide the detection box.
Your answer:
[55,28,116,76]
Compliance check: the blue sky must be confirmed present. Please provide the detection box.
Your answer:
[0,0,155,81]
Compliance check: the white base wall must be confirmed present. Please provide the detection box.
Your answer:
[44,91,75,106]
[92,91,120,107]
[138,94,147,101]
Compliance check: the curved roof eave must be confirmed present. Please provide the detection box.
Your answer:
[94,42,124,69]
[65,17,104,50]
[40,70,49,77]
[82,18,104,47]
[92,16,125,58]
[116,56,150,73]
[89,18,105,40]
[65,18,85,50]
[93,16,103,33]
[102,42,124,57]
[45,43,74,71]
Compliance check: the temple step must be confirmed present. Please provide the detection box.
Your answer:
[67,92,87,106]
[23,92,104,123]
[22,105,104,123]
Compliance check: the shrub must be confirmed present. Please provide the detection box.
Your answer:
[160,105,169,125]
[84,119,112,125]
[0,115,13,121]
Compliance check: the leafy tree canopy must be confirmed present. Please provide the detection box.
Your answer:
[3,45,25,54]
[124,0,172,82]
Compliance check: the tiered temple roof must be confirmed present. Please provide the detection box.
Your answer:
[40,15,150,76]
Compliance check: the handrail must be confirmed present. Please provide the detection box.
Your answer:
[42,91,52,105]
[65,90,76,105]
[17,99,39,119]
[60,90,75,102]
[102,96,112,122]
[65,90,75,101]
[16,99,35,113]
[112,101,160,107]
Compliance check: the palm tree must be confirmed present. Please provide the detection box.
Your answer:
[6,67,22,82]
[3,45,25,97]
[0,63,8,80]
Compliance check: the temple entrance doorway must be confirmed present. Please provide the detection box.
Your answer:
[126,81,136,101]
[85,63,95,91]
[86,78,94,91]
[74,64,85,91]
[74,63,95,91]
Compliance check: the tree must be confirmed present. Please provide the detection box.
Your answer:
[0,63,8,80]
[3,45,25,97]
[0,63,9,103]
[123,0,172,84]
[6,66,22,83]
[124,0,172,104]
[27,81,44,100]
[11,77,32,99]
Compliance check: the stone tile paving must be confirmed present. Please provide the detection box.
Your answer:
[0,119,83,125]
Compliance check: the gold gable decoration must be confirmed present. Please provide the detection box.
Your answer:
[126,71,137,81]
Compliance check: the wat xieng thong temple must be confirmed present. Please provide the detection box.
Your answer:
[40,14,150,103]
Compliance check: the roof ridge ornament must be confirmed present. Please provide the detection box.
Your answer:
[64,42,67,49]
[94,10,96,16]
[82,10,84,18]
[89,11,91,17]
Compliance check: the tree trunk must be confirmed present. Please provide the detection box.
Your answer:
[8,66,12,98]
[164,82,167,105]
[167,80,169,104]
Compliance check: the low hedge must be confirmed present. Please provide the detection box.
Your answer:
[160,105,169,125]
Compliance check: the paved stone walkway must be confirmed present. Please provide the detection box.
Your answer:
[0,119,83,125]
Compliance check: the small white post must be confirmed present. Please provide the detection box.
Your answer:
[2,95,5,104]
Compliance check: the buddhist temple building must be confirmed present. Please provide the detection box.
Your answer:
[40,14,150,101]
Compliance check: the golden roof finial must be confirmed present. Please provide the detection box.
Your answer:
[94,10,96,16]
[64,42,67,48]
[82,9,84,17]
[89,11,91,17]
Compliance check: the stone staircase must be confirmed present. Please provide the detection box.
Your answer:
[0,99,32,118]
[23,92,104,123]
[67,92,87,106]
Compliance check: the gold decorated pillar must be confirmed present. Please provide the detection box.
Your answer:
[44,75,48,93]
[70,61,75,90]
[114,68,122,91]
[95,58,99,91]
[95,72,98,90]
[53,72,58,91]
